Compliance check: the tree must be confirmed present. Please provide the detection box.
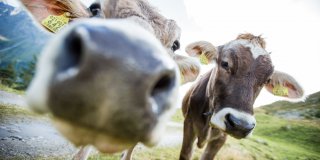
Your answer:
[0,62,17,87]
[15,55,37,90]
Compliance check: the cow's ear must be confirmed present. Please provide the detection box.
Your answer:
[264,71,304,98]
[22,0,89,24]
[185,41,217,65]
[174,54,200,84]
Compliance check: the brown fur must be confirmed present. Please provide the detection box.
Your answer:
[181,35,304,158]
[101,0,181,54]
[180,35,274,160]
[236,33,266,49]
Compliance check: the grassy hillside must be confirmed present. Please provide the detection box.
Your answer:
[90,92,320,160]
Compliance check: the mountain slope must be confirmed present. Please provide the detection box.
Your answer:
[258,91,320,120]
[0,2,51,89]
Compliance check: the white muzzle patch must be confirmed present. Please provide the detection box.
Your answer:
[225,39,268,59]
[210,107,256,138]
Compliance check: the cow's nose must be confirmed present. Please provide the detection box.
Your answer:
[27,20,180,151]
[45,22,179,143]
[225,113,255,137]
[59,24,177,114]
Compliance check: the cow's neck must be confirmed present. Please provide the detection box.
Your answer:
[189,70,212,118]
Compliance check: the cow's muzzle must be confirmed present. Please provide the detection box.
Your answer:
[210,107,256,139]
[224,113,255,138]
[27,19,179,152]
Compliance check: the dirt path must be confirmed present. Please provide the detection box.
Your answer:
[0,90,184,159]
[0,90,28,108]
[157,122,183,147]
[0,90,77,159]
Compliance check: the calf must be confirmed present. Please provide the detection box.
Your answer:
[179,33,303,160]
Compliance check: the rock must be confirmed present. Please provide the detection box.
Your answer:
[9,135,23,141]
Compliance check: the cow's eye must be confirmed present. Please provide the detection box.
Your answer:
[89,2,101,17]
[221,61,229,70]
[171,40,180,52]
[265,78,271,84]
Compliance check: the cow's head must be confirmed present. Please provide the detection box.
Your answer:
[100,0,200,83]
[25,0,199,153]
[186,33,303,139]
[27,19,179,152]
[23,0,200,83]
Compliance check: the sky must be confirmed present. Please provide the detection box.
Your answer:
[149,0,320,107]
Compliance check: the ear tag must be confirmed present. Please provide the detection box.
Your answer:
[199,52,209,65]
[272,84,289,96]
[41,13,70,33]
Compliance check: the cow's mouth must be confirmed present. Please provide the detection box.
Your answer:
[210,108,256,139]
[209,119,252,139]
[224,120,253,139]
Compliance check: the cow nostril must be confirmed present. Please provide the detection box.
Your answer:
[151,74,174,96]
[247,123,255,131]
[89,2,102,17]
[225,113,236,127]
[66,33,82,56]
[58,27,87,73]
[65,28,84,64]
[149,73,176,115]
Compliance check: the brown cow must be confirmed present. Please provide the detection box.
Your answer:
[21,0,200,159]
[179,33,304,160]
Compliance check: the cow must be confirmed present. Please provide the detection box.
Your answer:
[21,0,200,85]
[20,0,200,159]
[179,33,304,160]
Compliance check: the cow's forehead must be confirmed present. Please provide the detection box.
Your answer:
[222,39,269,59]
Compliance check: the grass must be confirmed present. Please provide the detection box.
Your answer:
[1,84,319,160]
[0,84,45,121]
[0,103,46,123]
[238,112,320,160]
[0,83,25,95]
[89,91,320,160]
[169,108,184,123]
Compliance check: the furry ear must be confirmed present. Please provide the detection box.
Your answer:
[185,41,217,65]
[173,54,200,84]
[21,0,89,24]
[264,71,304,98]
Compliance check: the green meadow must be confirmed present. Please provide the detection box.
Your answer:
[90,92,320,160]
